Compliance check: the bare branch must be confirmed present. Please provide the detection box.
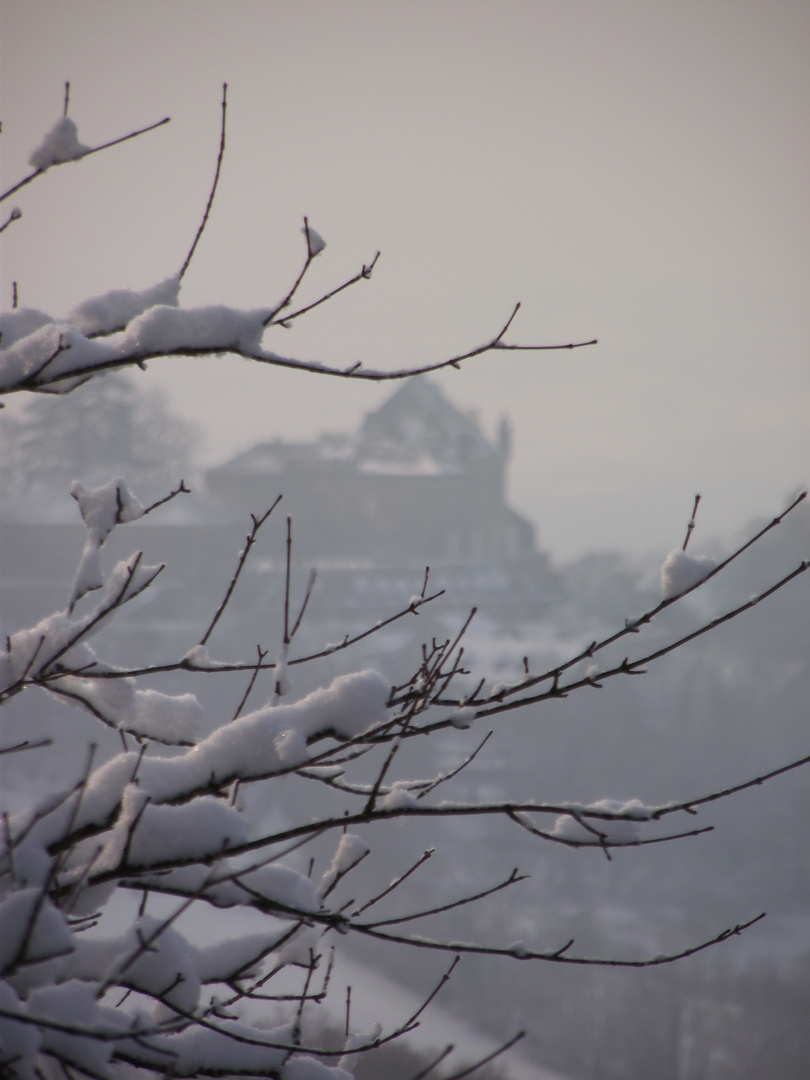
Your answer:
[34,578,444,684]
[290,569,317,640]
[0,206,22,233]
[358,868,528,930]
[0,307,598,396]
[352,913,768,968]
[0,737,53,755]
[409,1044,455,1080]
[441,1031,526,1080]
[231,644,269,722]
[263,216,322,324]
[353,848,435,917]
[268,251,381,327]
[199,497,282,647]
[474,490,808,714]
[472,557,810,721]
[283,516,293,646]
[651,750,810,821]
[141,479,190,516]
[682,492,701,551]
[178,84,227,281]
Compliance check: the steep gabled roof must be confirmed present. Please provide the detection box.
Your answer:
[358,377,496,468]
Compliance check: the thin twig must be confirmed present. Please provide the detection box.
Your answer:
[231,645,268,721]
[0,737,53,755]
[353,913,767,968]
[270,251,381,327]
[263,216,321,325]
[441,1031,526,1080]
[652,751,810,821]
[683,493,701,551]
[410,1046,454,1080]
[359,870,527,930]
[178,84,227,280]
[290,569,317,640]
[0,207,22,234]
[283,516,293,645]
[141,480,190,516]
[353,849,435,917]
[198,497,282,647]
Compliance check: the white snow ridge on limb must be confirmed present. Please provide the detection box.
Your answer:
[661,548,718,600]
[68,277,181,336]
[69,478,145,608]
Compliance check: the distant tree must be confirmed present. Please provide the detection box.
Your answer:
[2,372,198,516]
[0,84,808,1080]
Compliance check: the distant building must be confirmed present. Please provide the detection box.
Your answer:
[206,377,539,570]
[1,380,562,644]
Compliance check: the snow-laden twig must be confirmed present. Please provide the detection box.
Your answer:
[0,299,598,396]
[467,490,807,714]
[0,113,170,203]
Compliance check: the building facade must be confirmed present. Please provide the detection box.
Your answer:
[205,377,538,570]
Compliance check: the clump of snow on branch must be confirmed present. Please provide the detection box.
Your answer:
[118,304,270,356]
[69,478,145,607]
[450,705,475,729]
[0,321,119,392]
[381,782,421,810]
[97,788,252,869]
[121,669,390,801]
[28,117,90,170]
[551,798,651,846]
[303,223,327,256]
[0,744,372,1079]
[319,834,370,896]
[181,644,230,670]
[661,549,718,600]
[0,300,275,393]
[0,486,173,730]
[69,278,181,336]
[56,676,203,744]
[0,309,54,349]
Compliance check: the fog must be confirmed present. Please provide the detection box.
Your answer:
[3,0,808,559]
[2,373,809,1078]
[3,4,808,1073]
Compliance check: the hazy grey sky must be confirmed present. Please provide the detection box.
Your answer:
[3,0,808,560]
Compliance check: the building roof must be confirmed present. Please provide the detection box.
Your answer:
[209,378,504,479]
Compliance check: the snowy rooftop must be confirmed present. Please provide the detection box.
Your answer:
[209,378,505,479]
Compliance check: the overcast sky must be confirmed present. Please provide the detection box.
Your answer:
[3,1,808,561]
